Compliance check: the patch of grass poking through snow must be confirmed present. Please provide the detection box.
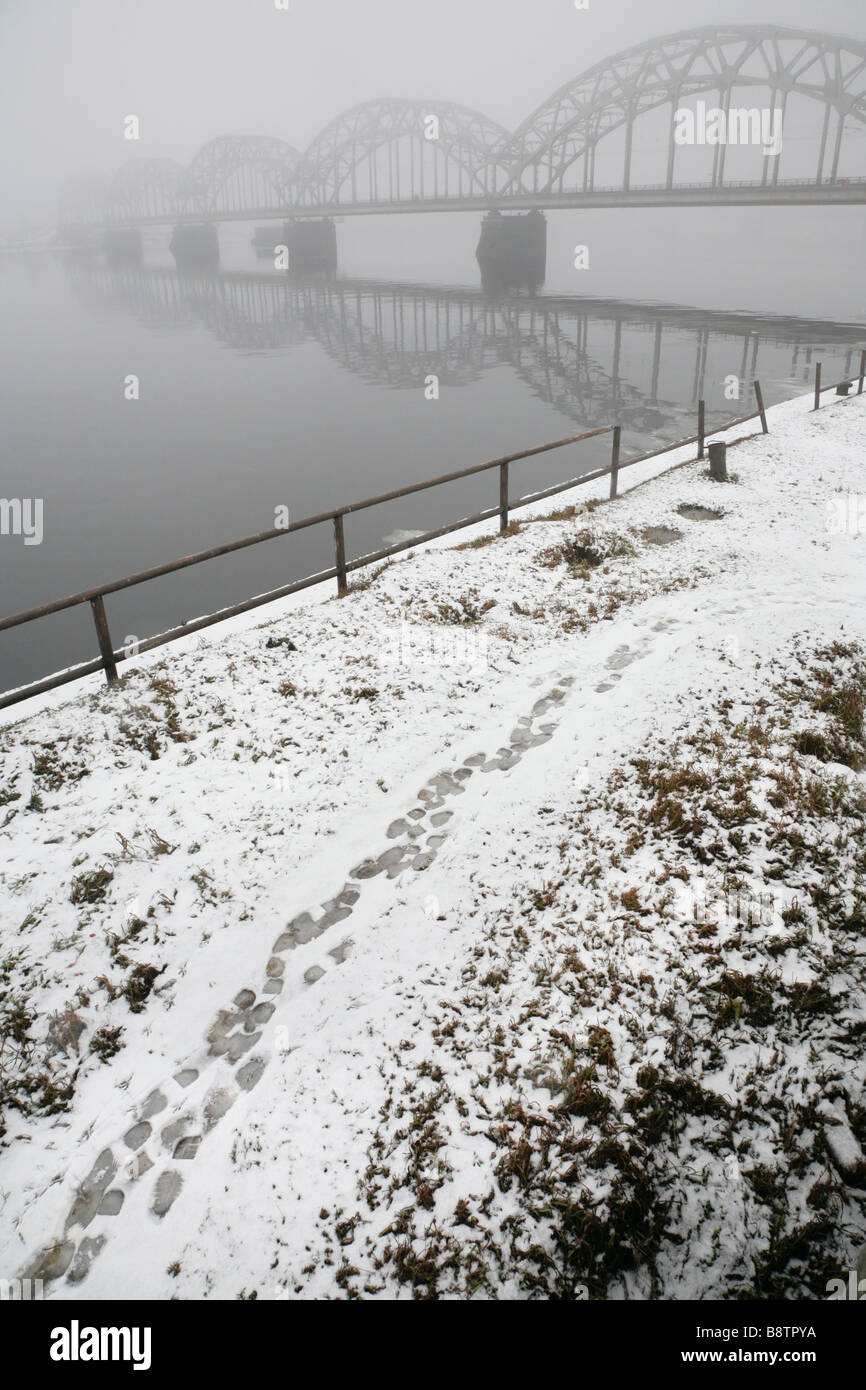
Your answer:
[344,560,394,595]
[30,743,91,794]
[0,957,80,1139]
[0,778,21,808]
[115,671,194,761]
[538,527,637,577]
[89,1026,123,1064]
[433,593,497,626]
[456,521,522,551]
[69,867,114,906]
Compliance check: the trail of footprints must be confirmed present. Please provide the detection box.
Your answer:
[23,620,677,1289]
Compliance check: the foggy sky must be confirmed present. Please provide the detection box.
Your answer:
[1,0,865,223]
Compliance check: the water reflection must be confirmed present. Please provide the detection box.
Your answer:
[64,259,865,457]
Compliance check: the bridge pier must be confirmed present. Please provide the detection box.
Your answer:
[476,210,546,295]
[102,227,143,266]
[169,223,220,271]
[286,217,338,274]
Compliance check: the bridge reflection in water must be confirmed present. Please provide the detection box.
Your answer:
[65,260,865,463]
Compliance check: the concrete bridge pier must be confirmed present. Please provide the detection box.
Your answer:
[286,217,338,274]
[477,209,547,295]
[102,227,143,266]
[169,223,220,270]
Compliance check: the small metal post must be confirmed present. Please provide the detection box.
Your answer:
[333,514,347,596]
[708,441,728,482]
[89,595,118,685]
[499,460,509,534]
[754,380,768,434]
[813,361,822,410]
[609,425,621,500]
[697,399,706,459]
[858,349,865,395]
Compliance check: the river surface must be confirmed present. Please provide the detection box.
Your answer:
[1,208,864,697]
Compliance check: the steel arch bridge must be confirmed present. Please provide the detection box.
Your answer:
[59,23,866,228]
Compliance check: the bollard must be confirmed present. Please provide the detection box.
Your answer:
[708,441,728,482]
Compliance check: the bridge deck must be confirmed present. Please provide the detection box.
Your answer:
[92,181,866,228]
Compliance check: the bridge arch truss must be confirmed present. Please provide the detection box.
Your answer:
[506,24,866,196]
[294,98,513,209]
[180,135,303,217]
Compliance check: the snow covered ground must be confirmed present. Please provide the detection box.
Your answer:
[1,388,865,1299]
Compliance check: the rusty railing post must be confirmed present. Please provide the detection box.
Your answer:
[754,380,768,434]
[333,514,347,596]
[609,425,621,500]
[858,349,865,396]
[499,460,509,534]
[697,400,706,459]
[89,595,118,686]
[813,362,822,410]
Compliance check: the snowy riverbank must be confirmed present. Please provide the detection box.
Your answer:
[2,388,865,1299]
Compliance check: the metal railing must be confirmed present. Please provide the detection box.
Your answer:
[2,350,864,713]
[0,429,612,709]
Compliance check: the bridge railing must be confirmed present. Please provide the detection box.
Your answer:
[2,357,864,713]
[588,177,866,191]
